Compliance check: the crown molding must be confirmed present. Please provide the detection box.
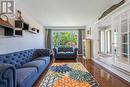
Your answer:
[44,26,86,30]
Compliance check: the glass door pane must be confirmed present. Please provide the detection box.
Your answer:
[120,11,129,64]
[100,31,105,53]
[120,44,129,64]
[121,34,128,43]
[129,10,130,34]
[106,30,111,53]
[121,12,128,33]
[129,10,130,62]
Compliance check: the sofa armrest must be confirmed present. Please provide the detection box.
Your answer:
[74,48,78,55]
[53,48,58,55]
[0,63,16,87]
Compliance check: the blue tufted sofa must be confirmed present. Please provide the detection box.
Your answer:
[53,46,78,60]
[0,49,50,87]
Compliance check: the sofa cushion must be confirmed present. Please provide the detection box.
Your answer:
[65,52,74,53]
[33,57,46,61]
[21,60,46,72]
[16,67,37,87]
[58,53,75,56]
[58,52,74,54]
[34,57,50,64]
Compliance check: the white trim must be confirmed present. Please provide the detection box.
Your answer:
[95,0,130,24]
[44,26,86,30]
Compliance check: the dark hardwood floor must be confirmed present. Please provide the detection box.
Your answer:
[33,58,130,87]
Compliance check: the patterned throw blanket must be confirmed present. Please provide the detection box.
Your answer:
[39,63,100,87]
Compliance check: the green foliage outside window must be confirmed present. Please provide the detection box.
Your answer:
[53,32,77,47]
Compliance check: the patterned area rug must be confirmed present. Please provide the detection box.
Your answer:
[39,63,100,87]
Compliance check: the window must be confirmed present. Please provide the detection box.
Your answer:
[99,29,112,54]
[52,31,78,48]
[106,30,111,53]
[100,30,105,53]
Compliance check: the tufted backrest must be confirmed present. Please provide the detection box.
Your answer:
[58,47,73,52]
[0,49,36,68]
[32,49,50,58]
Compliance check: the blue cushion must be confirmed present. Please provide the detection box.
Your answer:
[33,57,46,61]
[16,67,37,87]
[65,52,74,53]
[43,57,50,65]
[46,57,50,65]
[21,60,46,72]
[34,57,50,64]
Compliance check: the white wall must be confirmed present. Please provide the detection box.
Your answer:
[90,24,99,59]
[0,4,45,54]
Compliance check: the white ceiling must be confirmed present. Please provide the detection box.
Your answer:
[16,0,121,26]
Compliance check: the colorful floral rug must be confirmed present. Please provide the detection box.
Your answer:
[39,63,100,87]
